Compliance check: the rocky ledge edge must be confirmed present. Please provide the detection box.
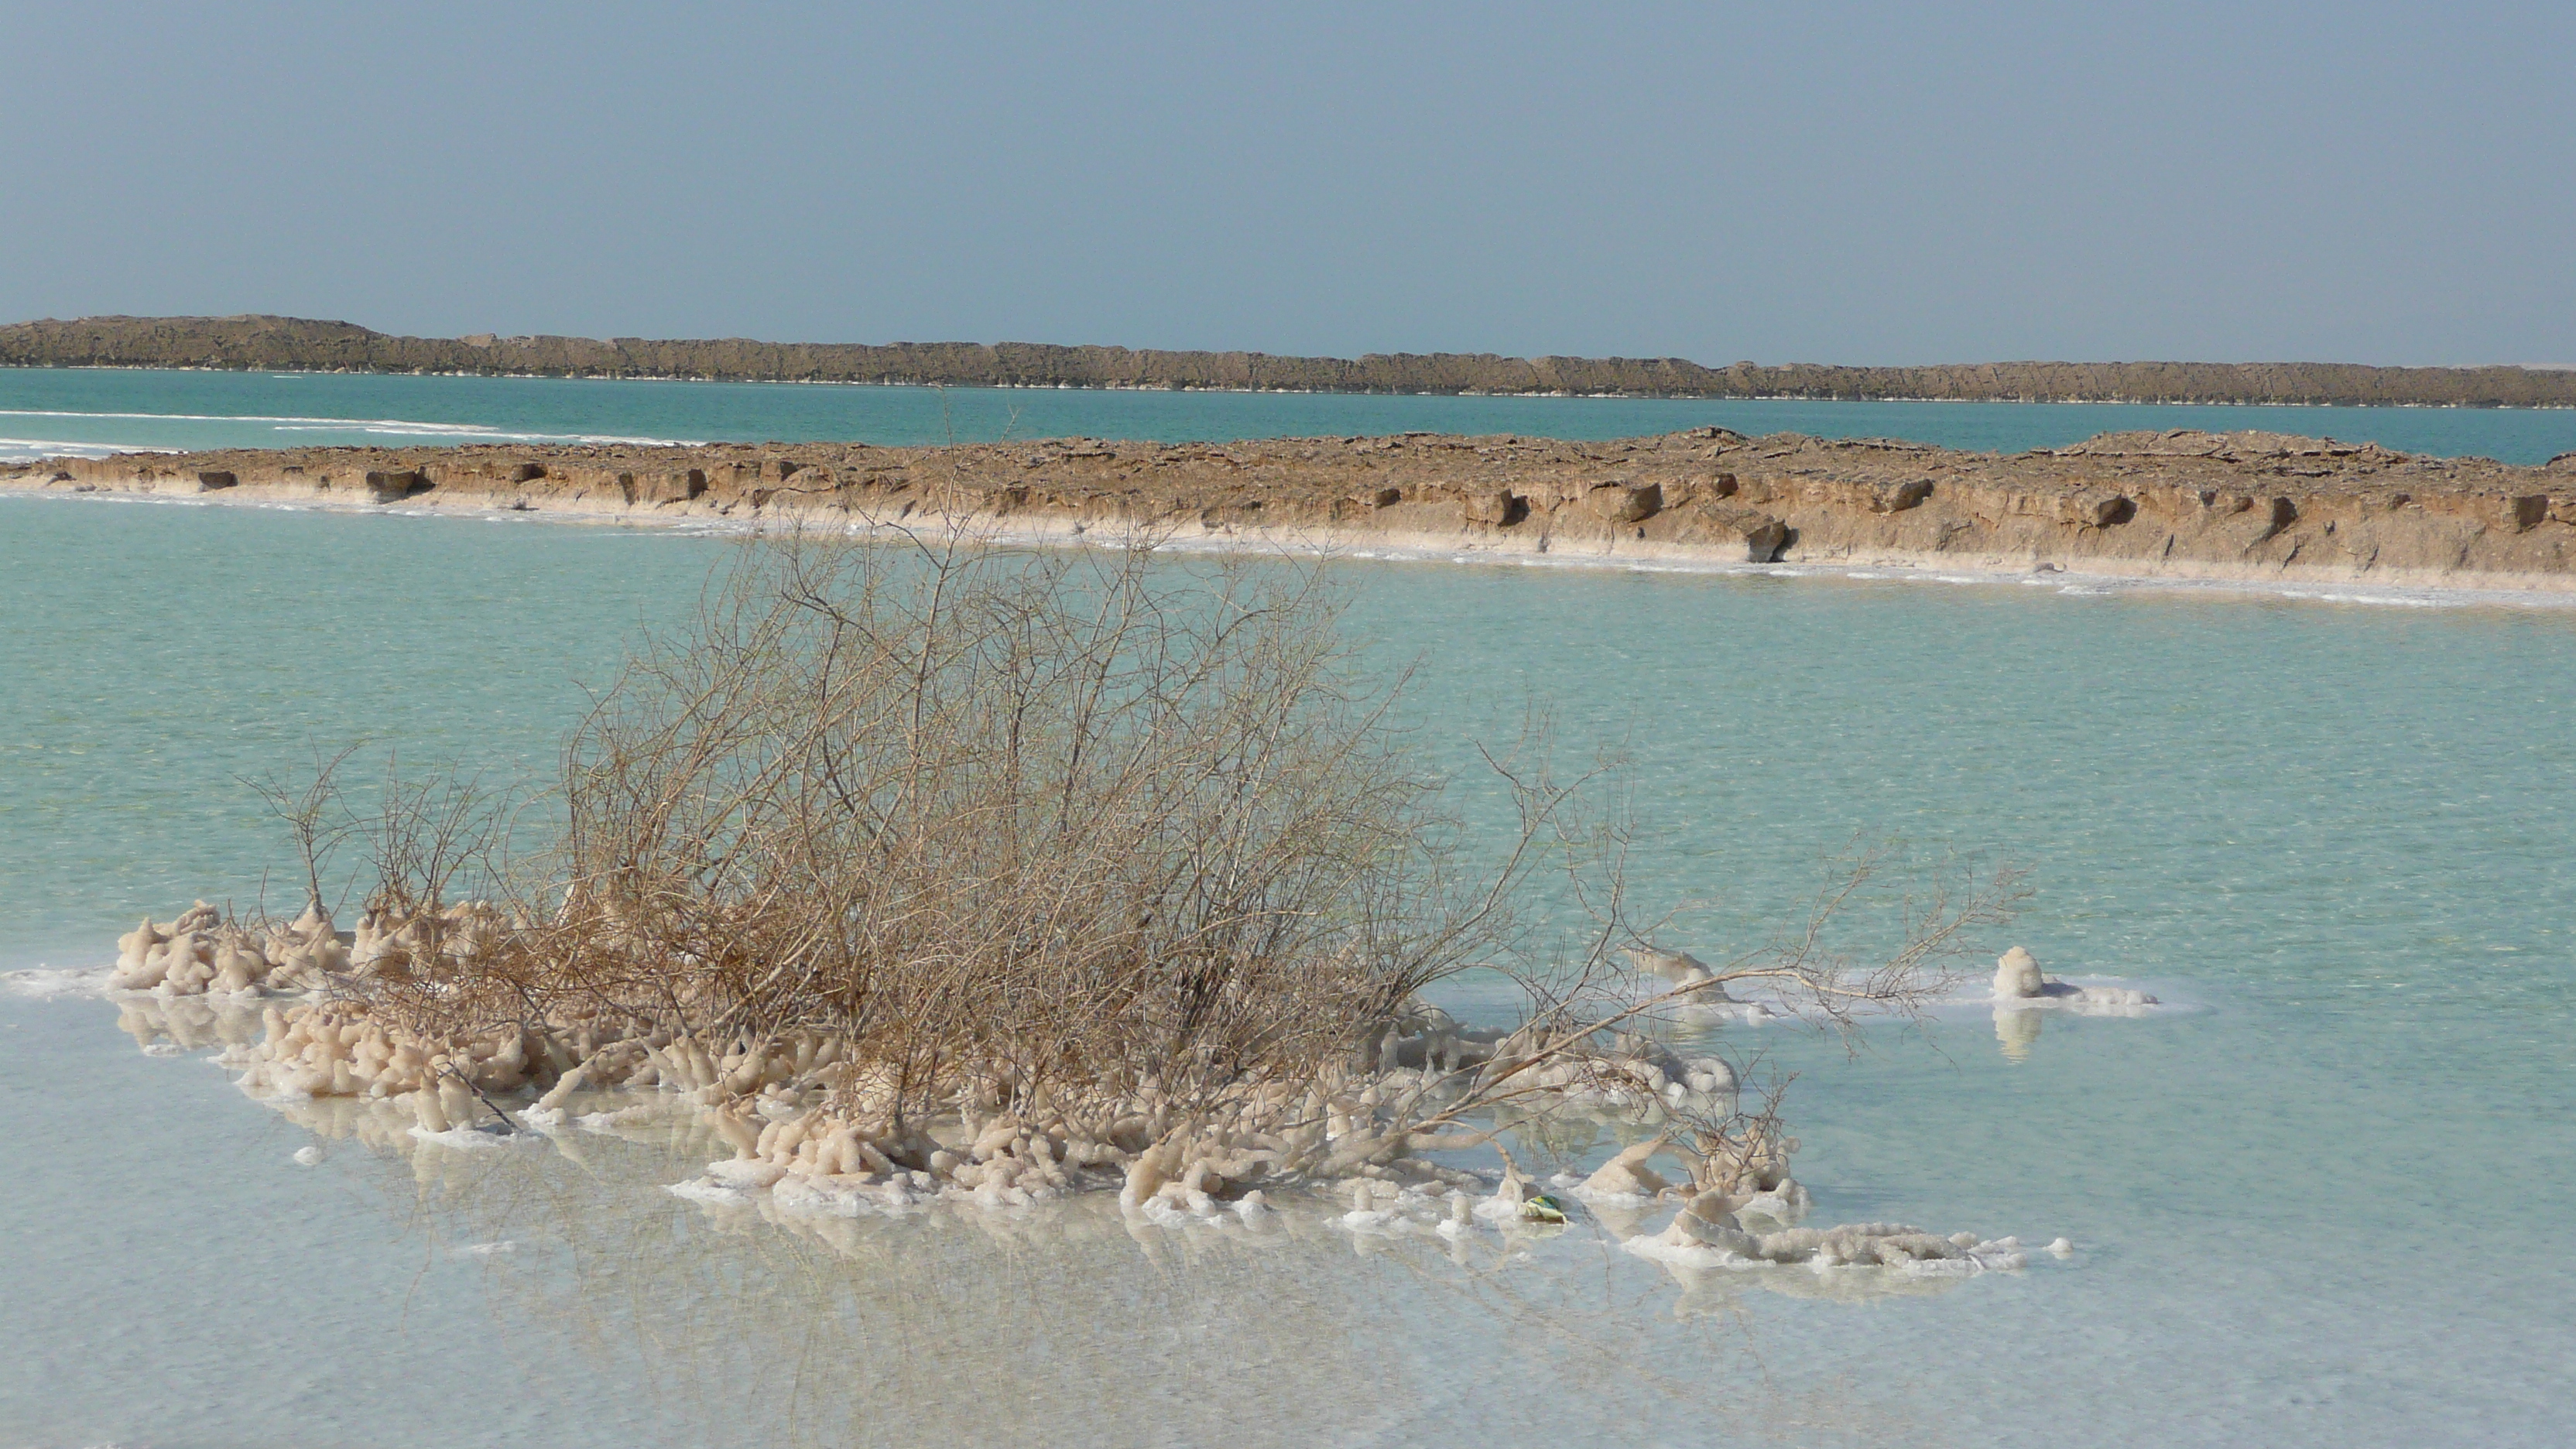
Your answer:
[8,425,2574,593]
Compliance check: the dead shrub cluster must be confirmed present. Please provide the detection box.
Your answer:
[382,529,1505,1135]
[197,522,2021,1204]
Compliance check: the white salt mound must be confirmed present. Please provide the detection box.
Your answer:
[1991,946,2158,1008]
[1994,947,2046,999]
[1623,945,1740,1002]
[1576,1139,1671,1202]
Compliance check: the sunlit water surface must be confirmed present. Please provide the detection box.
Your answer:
[5,365,2575,461]
[3,494,2572,1447]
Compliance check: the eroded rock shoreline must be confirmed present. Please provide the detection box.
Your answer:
[9,425,2575,593]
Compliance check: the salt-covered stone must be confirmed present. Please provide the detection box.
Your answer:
[211,935,267,992]
[115,919,163,975]
[1653,1188,1759,1257]
[108,934,171,992]
[1993,946,2044,999]
[1680,1057,1736,1094]
[413,1088,453,1135]
[437,1077,478,1129]
[1578,1139,1670,1200]
[1120,1139,1177,1208]
[1624,945,1740,1001]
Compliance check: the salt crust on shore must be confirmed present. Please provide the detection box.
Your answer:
[81,961,2086,1302]
[8,481,2573,612]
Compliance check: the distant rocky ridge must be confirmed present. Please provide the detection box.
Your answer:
[5,314,2574,408]
[9,426,2571,593]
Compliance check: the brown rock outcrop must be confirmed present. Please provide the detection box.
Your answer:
[7,425,2572,594]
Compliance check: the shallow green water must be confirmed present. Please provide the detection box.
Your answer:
[4,493,2572,1446]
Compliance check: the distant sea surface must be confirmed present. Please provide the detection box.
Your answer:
[5,365,2574,462]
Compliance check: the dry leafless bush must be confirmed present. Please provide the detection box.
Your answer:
[221,520,2021,1201]
[393,526,1509,1132]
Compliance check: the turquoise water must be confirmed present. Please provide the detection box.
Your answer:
[5,493,2574,1445]
[5,365,2576,461]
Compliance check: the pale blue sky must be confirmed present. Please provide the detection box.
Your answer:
[4,2,2569,365]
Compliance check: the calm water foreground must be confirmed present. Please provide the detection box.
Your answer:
[3,492,2572,1447]
[5,365,2576,463]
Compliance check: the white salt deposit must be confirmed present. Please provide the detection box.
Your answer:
[105,901,344,996]
[705,1159,790,1190]
[1986,947,2161,1009]
[1574,1138,1673,1203]
[577,1105,657,1131]
[1619,944,1789,1026]
[1995,946,2047,998]
[666,1177,756,1206]
[1475,1158,1533,1221]
[1619,1193,2038,1278]
[1,966,111,999]
[77,906,2045,1334]
[1622,944,1738,998]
